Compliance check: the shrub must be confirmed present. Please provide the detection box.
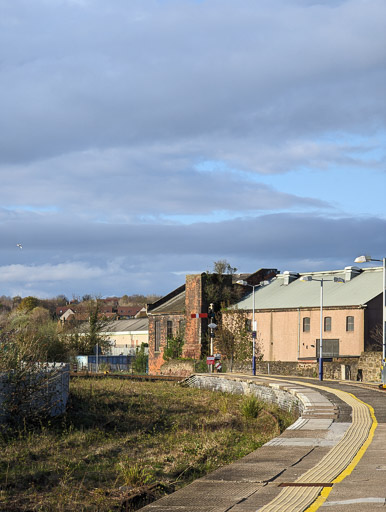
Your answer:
[241,395,262,419]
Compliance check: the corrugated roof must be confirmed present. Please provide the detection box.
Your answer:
[101,318,148,333]
[235,267,383,310]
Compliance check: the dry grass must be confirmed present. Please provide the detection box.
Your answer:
[0,377,296,511]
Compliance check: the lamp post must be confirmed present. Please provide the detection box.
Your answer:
[236,280,258,376]
[354,255,386,384]
[300,275,344,381]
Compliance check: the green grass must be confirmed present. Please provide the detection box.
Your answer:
[0,378,296,511]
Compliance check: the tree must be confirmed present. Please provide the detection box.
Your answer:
[212,260,237,275]
[133,343,148,373]
[204,260,240,308]
[17,296,40,312]
[369,324,383,351]
[163,333,185,361]
[214,308,257,371]
[63,299,111,355]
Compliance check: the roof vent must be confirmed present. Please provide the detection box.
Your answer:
[344,266,361,282]
[283,271,299,285]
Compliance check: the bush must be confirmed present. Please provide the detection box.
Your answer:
[241,395,262,419]
[133,343,148,373]
[163,334,184,361]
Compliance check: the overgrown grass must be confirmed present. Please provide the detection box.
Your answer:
[0,378,296,511]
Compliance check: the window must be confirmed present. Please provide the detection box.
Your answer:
[178,319,186,336]
[346,316,354,332]
[324,316,331,332]
[317,339,339,358]
[167,320,173,340]
[155,320,161,352]
[303,317,310,332]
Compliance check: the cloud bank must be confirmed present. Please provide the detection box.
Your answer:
[0,0,385,297]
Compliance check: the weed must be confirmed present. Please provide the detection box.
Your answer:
[241,395,262,419]
[118,462,153,487]
[0,378,297,511]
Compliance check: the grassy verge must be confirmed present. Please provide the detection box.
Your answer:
[0,377,296,511]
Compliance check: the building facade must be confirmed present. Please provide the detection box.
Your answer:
[147,269,278,374]
[234,266,383,363]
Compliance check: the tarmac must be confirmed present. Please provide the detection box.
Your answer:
[140,374,386,512]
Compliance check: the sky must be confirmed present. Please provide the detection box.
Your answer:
[0,0,385,300]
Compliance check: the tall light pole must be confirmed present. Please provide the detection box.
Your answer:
[354,255,386,384]
[300,276,344,381]
[236,280,258,376]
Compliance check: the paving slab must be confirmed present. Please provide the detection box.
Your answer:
[139,376,385,512]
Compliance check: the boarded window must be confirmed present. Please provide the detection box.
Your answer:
[346,316,354,332]
[303,317,310,332]
[167,320,173,340]
[324,316,332,332]
[178,319,186,336]
[316,339,339,358]
[155,320,161,352]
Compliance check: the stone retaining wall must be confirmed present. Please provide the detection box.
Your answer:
[357,351,383,382]
[157,351,382,382]
[185,374,303,416]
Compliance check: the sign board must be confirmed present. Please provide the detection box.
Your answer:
[191,313,208,318]
[206,356,215,365]
[215,361,222,371]
[208,323,217,329]
[214,354,221,360]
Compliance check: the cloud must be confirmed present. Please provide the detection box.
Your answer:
[0,0,384,165]
[0,212,384,297]
[0,0,384,298]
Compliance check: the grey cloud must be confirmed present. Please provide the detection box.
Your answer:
[0,0,384,166]
[0,212,384,297]
[0,148,330,217]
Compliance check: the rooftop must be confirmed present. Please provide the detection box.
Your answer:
[235,266,383,310]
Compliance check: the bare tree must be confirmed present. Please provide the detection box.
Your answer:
[215,309,256,371]
[369,323,383,351]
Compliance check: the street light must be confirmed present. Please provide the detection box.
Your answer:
[354,255,386,384]
[236,280,260,376]
[300,275,344,381]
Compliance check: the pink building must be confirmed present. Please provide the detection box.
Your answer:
[234,266,383,362]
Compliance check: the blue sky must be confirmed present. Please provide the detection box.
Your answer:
[0,0,385,299]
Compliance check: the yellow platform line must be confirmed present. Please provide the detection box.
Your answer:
[254,379,376,512]
[305,396,377,512]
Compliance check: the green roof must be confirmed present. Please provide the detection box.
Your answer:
[235,267,383,310]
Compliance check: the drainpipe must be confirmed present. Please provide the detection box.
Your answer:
[297,308,301,360]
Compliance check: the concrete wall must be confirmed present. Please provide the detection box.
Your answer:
[0,363,70,424]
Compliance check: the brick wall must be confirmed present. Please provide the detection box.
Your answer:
[148,313,185,374]
[184,274,205,359]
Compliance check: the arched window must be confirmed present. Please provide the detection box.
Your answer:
[303,317,310,332]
